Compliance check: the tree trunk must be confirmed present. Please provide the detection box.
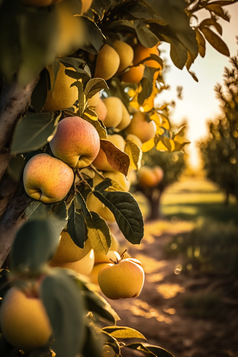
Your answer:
[0,77,38,267]
[146,188,164,221]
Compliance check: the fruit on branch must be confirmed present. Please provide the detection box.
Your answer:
[43,62,78,111]
[89,262,109,285]
[19,0,62,6]
[95,98,108,121]
[134,43,161,69]
[49,249,95,276]
[116,101,131,131]
[102,97,123,128]
[121,64,144,84]
[125,111,156,143]
[137,165,164,187]
[87,92,100,107]
[94,44,120,80]
[126,133,143,148]
[0,286,52,352]
[23,153,74,204]
[94,249,121,265]
[52,231,92,263]
[49,116,100,169]
[86,170,130,222]
[113,40,134,73]
[55,2,85,57]
[81,0,93,14]
[98,257,145,299]
[93,134,125,171]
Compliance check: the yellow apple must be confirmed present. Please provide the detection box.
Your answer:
[125,111,156,143]
[49,249,95,276]
[94,250,121,265]
[138,165,164,187]
[126,133,143,148]
[52,231,92,263]
[43,62,78,111]
[116,102,131,131]
[92,134,125,171]
[49,116,100,169]
[94,44,120,80]
[121,64,144,84]
[95,98,108,122]
[23,153,74,204]
[98,257,145,299]
[134,43,161,69]
[87,91,100,107]
[81,0,93,14]
[113,40,134,73]
[102,97,123,128]
[0,286,52,352]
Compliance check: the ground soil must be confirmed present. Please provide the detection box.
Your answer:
[101,219,238,357]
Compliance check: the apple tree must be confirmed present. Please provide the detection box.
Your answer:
[0,0,236,356]
[200,51,238,203]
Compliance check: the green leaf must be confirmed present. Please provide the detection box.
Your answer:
[82,115,108,139]
[99,139,130,176]
[125,342,175,357]
[136,25,159,48]
[85,78,108,99]
[31,68,49,112]
[11,112,60,155]
[161,34,188,70]
[103,326,146,340]
[72,80,85,117]
[200,26,230,57]
[51,201,69,235]
[92,190,144,244]
[82,288,119,323]
[81,321,104,357]
[10,218,59,273]
[25,201,52,219]
[17,4,59,86]
[7,155,25,183]
[86,211,112,254]
[40,269,86,357]
[79,17,105,54]
[67,199,87,249]
[75,191,112,254]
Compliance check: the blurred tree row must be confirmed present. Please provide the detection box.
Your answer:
[200,44,238,203]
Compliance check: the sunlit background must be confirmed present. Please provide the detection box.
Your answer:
[156,2,238,170]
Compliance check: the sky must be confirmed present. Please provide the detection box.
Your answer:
[155,2,238,170]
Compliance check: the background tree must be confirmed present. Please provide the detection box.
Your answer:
[200,47,238,203]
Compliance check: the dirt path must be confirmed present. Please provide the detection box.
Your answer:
[101,220,238,357]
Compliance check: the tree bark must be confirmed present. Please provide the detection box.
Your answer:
[0,77,38,268]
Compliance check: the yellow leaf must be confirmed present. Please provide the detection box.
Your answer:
[141,138,155,152]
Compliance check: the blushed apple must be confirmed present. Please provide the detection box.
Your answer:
[23,153,74,204]
[49,116,100,169]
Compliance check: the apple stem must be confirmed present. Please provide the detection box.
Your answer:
[120,249,127,260]
[76,169,93,190]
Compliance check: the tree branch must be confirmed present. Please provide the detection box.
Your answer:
[0,77,39,152]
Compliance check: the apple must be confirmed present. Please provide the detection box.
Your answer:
[52,231,92,263]
[0,286,52,352]
[121,64,144,84]
[113,40,134,73]
[49,116,100,169]
[95,98,108,122]
[94,44,120,81]
[94,250,121,265]
[80,0,93,14]
[98,257,145,299]
[43,62,78,111]
[49,249,95,276]
[23,153,74,204]
[87,92,100,107]
[125,111,156,143]
[116,102,131,131]
[92,134,125,172]
[102,97,123,128]
[137,165,164,187]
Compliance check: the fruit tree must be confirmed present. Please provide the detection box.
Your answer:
[0,0,237,356]
[200,49,238,203]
